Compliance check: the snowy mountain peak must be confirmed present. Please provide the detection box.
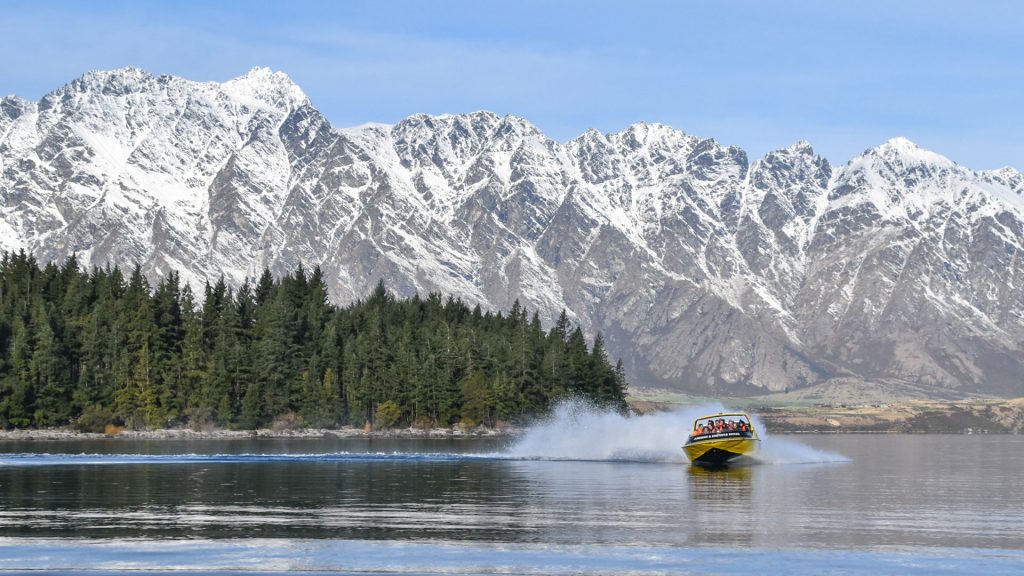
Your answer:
[831,137,963,209]
[988,166,1023,184]
[982,167,1024,207]
[783,139,815,154]
[496,113,545,137]
[222,67,309,111]
[78,66,154,84]
[613,121,696,150]
[754,140,831,182]
[884,135,916,148]
[869,136,956,168]
[689,137,748,168]
[450,109,501,123]
[402,110,504,130]
[1,94,31,107]
[0,95,33,119]
[49,67,159,101]
[396,110,502,134]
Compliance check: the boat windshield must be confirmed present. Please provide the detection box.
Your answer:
[691,415,753,438]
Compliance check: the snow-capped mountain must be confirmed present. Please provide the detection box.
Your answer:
[3,67,1023,397]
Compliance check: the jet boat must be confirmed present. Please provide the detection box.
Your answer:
[682,412,759,467]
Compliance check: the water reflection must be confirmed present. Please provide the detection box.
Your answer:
[684,465,755,546]
[1,436,1024,550]
[0,458,539,540]
[504,460,693,545]
[687,464,753,498]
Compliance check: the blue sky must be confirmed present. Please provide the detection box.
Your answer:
[2,0,1021,169]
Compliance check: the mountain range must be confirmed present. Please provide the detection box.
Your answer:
[2,67,1023,398]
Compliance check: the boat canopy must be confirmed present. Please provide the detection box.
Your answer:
[691,413,753,435]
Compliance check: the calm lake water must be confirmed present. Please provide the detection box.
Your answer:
[0,406,1022,575]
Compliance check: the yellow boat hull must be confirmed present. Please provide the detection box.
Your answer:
[683,437,759,467]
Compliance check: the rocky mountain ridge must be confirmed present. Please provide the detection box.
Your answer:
[3,67,1023,397]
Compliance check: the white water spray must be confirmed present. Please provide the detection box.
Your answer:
[506,398,848,464]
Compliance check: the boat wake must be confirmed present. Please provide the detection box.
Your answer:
[505,398,848,465]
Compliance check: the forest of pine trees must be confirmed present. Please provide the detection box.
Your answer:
[0,251,628,431]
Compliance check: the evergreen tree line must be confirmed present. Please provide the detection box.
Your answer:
[0,251,628,430]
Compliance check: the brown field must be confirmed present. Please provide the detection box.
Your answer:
[628,388,1024,434]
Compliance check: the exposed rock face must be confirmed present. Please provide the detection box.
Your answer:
[3,68,1023,397]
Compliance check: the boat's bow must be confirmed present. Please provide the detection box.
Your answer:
[682,413,759,467]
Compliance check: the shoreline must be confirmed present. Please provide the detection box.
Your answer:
[630,395,1024,434]
[0,425,524,442]
[3,396,1023,440]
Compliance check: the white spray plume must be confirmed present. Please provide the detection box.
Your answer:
[506,398,848,464]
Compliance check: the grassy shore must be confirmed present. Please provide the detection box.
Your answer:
[628,388,1024,434]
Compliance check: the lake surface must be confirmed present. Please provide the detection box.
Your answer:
[0,405,1022,575]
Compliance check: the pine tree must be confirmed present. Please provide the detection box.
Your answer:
[179,285,207,421]
[565,326,590,395]
[29,298,72,425]
[587,332,618,408]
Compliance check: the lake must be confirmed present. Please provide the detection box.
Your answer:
[0,404,1022,575]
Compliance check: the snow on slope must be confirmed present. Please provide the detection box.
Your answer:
[3,67,1024,397]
